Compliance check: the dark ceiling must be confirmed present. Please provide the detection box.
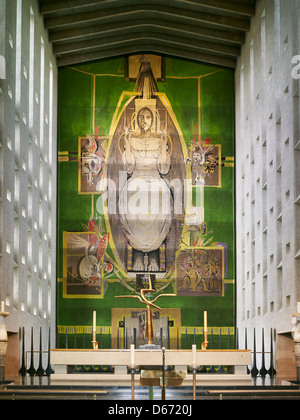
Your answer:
[38,0,257,68]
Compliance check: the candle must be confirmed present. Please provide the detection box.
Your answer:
[130,344,135,368]
[204,311,207,333]
[192,344,196,367]
[0,301,4,313]
[93,311,96,333]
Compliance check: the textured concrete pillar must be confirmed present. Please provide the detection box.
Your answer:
[0,0,57,375]
[235,0,300,371]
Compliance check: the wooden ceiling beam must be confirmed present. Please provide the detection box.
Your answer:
[38,0,256,69]
[182,0,256,16]
[43,6,250,31]
[39,0,255,17]
[53,30,240,57]
[40,1,94,14]
[49,19,245,46]
[39,0,103,15]
[56,41,237,68]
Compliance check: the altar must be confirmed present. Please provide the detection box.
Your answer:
[50,347,252,387]
[51,288,251,391]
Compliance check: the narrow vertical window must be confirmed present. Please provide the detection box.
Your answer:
[39,239,43,271]
[48,249,51,278]
[38,279,42,313]
[13,267,19,308]
[249,40,254,105]
[39,159,43,190]
[40,37,45,149]
[14,168,20,204]
[39,198,43,230]
[48,286,51,317]
[27,276,32,308]
[239,65,244,130]
[49,63,53,165]
[27,230,32,272]
[27,185,32,218]
[6,188,11,202]
[28,6,35,128]
[48,210,51,242]
[15,0,22,106]
[28,140,33,173]
[14,219,19,259]
[277,266,282,310]
[261,9,266,80]
[15,114,20,155]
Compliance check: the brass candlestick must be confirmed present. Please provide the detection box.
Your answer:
[201,310,208,350]
[92,310,98,349]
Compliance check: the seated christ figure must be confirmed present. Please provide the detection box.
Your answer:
[118,105,173,272]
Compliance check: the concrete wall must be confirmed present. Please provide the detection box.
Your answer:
[0,0,57,376]
[235,0,300,377]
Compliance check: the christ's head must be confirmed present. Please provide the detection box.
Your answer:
[137,107,153,133]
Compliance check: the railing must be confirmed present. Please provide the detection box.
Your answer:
[18,326,276,378]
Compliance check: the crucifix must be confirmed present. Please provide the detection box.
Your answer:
[115,275,175,345]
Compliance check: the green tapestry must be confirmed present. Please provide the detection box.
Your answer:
[57,55,235,350]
